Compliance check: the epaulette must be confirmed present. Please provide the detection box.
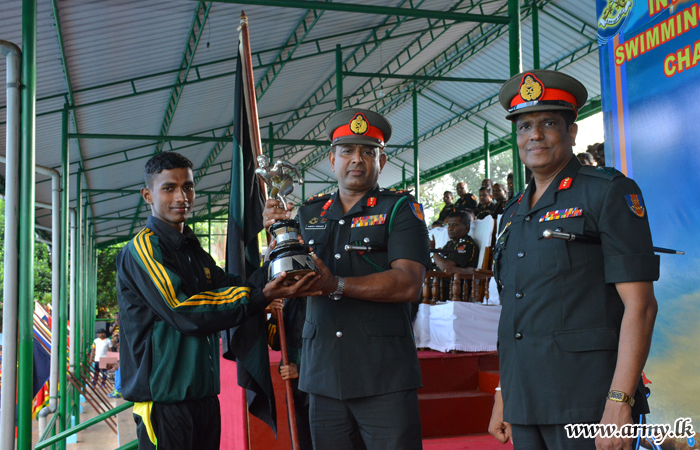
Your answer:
[579,165,625,180]
[503,191,523,211]
[303,192,332,204]
[379,188,413,196]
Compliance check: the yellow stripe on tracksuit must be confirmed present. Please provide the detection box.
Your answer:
[133,401,157,447]
[132,228,251,308]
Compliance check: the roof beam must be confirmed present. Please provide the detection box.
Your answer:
[204,0,510,24]
[128,1,212,236]
[292,0,486,168]
[271,0,429,146]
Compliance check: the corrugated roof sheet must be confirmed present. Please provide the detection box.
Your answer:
[0,0,601,243]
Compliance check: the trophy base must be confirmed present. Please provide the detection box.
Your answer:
[269,253,319,281]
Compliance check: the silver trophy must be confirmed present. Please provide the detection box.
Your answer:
[256,155,319,280]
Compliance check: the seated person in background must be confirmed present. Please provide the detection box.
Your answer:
[492,183,507,217]
[455,182,478,211]
[506,173,514,200]
[267,298,312,450]
[475,186,498,220]
[437,190,457,223]
[577,151,596,166]
[431,220,444,229]
[482,178,493,192]
[430,210,479,301]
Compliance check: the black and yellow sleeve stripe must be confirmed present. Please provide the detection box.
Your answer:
[130,228,251,310]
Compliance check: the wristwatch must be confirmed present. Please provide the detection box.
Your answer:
[330,276,345,301]
[607,390,635,407]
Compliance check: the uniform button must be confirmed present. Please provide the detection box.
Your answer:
[339,219,345,225]
[517,251,525,258]
[525,215,532,221]
[515,291,523,299]
[308,239,315,245]
[555,227,562,232]
[515,332,523,340]
[363,237,370,243]
[335,253,341,259]
[336,331,343,338]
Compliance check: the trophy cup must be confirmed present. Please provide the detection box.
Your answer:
[256,155,319,280]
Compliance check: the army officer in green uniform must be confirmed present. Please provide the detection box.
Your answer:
[263,108,430,450]
[487,70,659,450]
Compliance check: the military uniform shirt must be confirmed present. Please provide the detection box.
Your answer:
[475,201,498,220]
[493,156,659,425]
[455,194,478,211]
[441,236,479,269]
[437,203,457,223]
[297,186,431,400]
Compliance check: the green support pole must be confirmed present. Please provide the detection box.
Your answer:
[59,106,70,447]
[402,165,406,190]
[532,0,540,70]
[336,44,343,111]
[302,170,306,200]
[412,90,419,201]
[18,0,38,447]
[73,171,82,426]
[207,194,212,254]
[484,124,490,179]
[509,0,525,192]
[268,122,274,161]
[82,199,89,369]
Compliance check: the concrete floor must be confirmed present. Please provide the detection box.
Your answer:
[31,388,136,449]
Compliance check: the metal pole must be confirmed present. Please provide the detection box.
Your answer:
[484,124,490,179]
[532,0,540,70]
[74,172,83,426]
[18,0,38,447]
[207,194,212,254]
[268,122,274,161]
[0,38,21,450]
[58,106,70,448]
[336,44,343,111]
[412,89,419,201]
[301,170,306,200]
[402,165,406,190]
[509,0,525,192]
[69,208,77,425]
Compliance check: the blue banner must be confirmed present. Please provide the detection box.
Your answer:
[597,0,700,428]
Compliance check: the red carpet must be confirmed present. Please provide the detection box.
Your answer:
[220,346,503,449]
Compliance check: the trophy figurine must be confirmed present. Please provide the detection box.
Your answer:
[256,155,319,280]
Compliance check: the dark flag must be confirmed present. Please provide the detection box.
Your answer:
[221,37,276,433]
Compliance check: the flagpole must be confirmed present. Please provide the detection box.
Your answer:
[239,11,267,199]
[275,308,301,450]
[239,12,299,450]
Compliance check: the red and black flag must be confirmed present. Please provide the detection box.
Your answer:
[221,12,276,435]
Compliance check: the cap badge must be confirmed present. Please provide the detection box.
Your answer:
[350,113,369,135]
[519,73,545,102]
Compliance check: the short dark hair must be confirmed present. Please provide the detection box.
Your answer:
[444,190,453,196]
[144,152,193,188]
[507,173,513,180]
[478,186,491,194]
[447,210,472,225]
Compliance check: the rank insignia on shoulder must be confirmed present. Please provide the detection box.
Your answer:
[351,214,387,228]
[539,208,583,222]
[322,199,333,210]
[559,177,573,190]
[624,194,646,218]
[410,202,425,221]
[367,197,377,207]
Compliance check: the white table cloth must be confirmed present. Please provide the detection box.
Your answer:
[424,301,501,353]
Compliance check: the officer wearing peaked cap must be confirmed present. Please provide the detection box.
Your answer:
[488,70,659,450]
[263,108,430,450]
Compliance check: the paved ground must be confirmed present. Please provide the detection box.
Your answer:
[30,386,136,449]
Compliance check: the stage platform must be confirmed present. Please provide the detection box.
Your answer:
[220,347,506,449]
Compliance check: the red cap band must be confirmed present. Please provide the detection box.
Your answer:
[332,113,385,143]
[510,88,578,109]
